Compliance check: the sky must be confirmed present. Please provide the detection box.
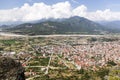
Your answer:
[0,0,120,23]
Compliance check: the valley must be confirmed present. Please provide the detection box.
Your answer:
[0,34,120,80]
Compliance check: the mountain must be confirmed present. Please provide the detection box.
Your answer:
[99,21,120,33]
[0,25,12,29]
[6,16,108,35]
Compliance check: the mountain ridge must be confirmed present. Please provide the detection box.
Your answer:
[5,16,108,35]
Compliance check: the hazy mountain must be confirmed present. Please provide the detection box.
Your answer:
[98,21,120,33]
[99,21,120,29]
[6,16,108,35]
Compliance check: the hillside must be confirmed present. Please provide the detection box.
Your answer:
[6,16,107,35]
[0,57,25,80]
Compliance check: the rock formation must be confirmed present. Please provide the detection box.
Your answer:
[0,56,25,80]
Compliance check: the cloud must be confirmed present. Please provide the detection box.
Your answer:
[0,1,120,22]
[0,1,72,22]
[71,0,79,4]
[22,3,52,21]
[72,5,87,17]
[50,1,72,19]
[72,6,120,21]
[86,9,120,21]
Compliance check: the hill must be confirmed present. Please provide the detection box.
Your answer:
[6,16,107,35]
[0,57,25,80]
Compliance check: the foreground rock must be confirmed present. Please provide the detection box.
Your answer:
[0,57,25,80]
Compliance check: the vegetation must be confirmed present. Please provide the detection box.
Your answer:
[0,36,120,80]
[6,16,105,35]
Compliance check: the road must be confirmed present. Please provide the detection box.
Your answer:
[0,32,107,38]
[0,32,25,37]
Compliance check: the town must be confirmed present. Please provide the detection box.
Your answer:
[0,35,120,80]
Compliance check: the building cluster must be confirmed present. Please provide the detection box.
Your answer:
[40,42,120,70]
[1,38,120,71]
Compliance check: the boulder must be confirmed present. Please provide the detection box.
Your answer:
[0,57,25,80]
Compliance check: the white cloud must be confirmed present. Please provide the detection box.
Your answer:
[0,1,72,22]
[72,5,87,17]
[50,1,72,19]
[85,9,120,21]
[0,1,120,22]
[71,0,79,4]
[22,3,52,21]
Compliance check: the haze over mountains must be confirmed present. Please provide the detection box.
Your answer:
[99,21,120,32]
[0,16,120,35]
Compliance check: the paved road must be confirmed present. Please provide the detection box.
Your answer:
[0,32,107,38]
